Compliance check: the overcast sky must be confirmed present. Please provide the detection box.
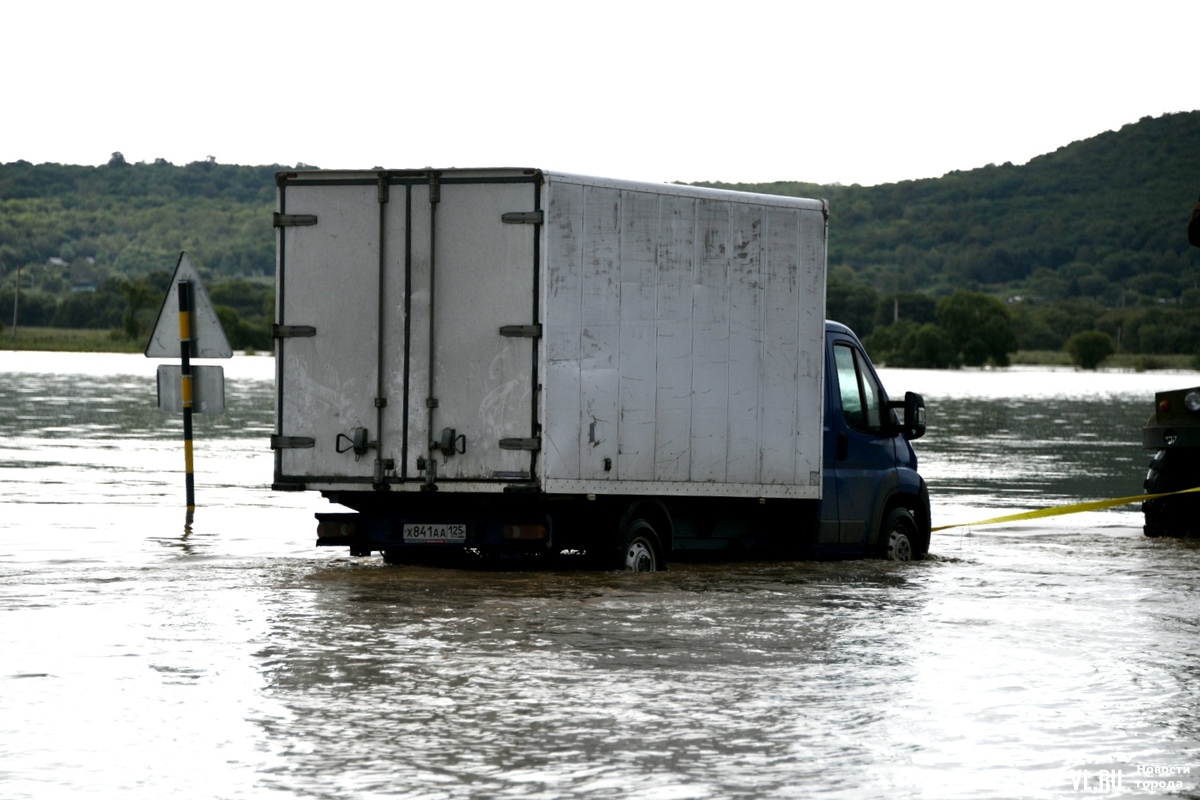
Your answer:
[5,1,1196,187]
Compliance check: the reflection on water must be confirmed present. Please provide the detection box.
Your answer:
[254,561,926,799]
[3,353,1200,799]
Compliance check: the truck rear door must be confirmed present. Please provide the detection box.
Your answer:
[415,176,540,482]
[274,171,541,488]
[275,179,383,484]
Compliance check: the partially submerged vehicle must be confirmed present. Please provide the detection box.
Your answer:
[1143,386,1200,537]
[270,168,930,568]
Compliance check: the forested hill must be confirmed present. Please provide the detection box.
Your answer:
[1,111,1199,359]
[0,156,281,277]
[3,111,1198,288]
[697,110,1200,305]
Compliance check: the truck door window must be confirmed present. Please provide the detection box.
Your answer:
[834,343,884,432]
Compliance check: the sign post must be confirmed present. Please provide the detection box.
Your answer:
[178,278,197,517]
[146,253,232,524]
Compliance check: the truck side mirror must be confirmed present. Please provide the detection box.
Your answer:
[902,392,926,440]
[889,392,926,440]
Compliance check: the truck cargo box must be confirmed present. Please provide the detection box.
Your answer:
[273,168,828,500]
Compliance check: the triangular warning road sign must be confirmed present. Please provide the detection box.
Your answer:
[144,252,234,358]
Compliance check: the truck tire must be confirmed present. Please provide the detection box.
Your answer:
[621,519,663,572]
[880,507,917,562]
[1143,449,1200,538]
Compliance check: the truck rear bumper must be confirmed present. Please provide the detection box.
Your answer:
[315,512,552,558]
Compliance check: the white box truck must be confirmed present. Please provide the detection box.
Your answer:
[271,168,929,569]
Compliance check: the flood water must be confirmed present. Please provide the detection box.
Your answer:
[3,352,1200,799]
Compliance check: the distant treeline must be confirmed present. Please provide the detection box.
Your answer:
[0,154,279,278]
[0,271,273,351]
[3,114,1200,364]
[0,154,285,348]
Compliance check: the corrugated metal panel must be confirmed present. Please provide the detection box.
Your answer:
[541,174,825,496]
[652,193,696,481]
[577,185,621,481]
[760,206,802,484]
[616,189,659,481]
[542,181,585,481]
[690,198,731,483]
[726,202,763,484]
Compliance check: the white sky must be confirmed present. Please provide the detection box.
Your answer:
[4,1,1196,187]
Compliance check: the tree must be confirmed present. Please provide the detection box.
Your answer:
[1066,331,1115,369]
[901,323,960,368]
[864,319,959,369]
[936,291,1018,366]
[118,271,170,341]
[215,305,271,351]
[826,267,879,337]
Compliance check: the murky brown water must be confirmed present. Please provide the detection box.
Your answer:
[3,353,1200,799]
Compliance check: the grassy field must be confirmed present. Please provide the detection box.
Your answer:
[0,327,145,353]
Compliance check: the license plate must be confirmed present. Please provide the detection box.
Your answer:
[403,523,467,544]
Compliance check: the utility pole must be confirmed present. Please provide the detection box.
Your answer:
[11,264,19,340]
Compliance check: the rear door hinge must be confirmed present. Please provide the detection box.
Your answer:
[502,211,543,225]
[499,324,542,338]
[500,437,541,451]
[271,435,316,449]
[274,213,318,228]
[273,324,316,338]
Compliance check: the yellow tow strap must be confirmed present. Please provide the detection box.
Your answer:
[932,485,1200,532]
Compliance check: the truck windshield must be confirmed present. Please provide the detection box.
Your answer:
[834,343,883,432]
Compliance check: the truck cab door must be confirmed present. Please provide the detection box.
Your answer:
[826,335,897,551]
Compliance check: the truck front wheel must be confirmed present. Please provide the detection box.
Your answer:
[881,507,917,562]
[621,519,663,572]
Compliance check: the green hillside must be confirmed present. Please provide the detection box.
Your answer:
[2,113,1199,363]
[701,111,1200,363]
[699,111,1200,300]
[0,155,278,277]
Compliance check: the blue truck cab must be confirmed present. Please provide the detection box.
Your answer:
[818,321,930,560]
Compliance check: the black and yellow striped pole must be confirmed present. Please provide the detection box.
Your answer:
[178,279,196,522]
[146,253,232,528]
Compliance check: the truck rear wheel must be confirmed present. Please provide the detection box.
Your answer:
[881,507,917,562]
[621,519,663,572]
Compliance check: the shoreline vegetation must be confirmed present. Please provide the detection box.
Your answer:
[2,326,1194,371]
[0,326,266,355]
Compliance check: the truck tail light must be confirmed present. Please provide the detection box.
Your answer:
[503,524,547,541]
